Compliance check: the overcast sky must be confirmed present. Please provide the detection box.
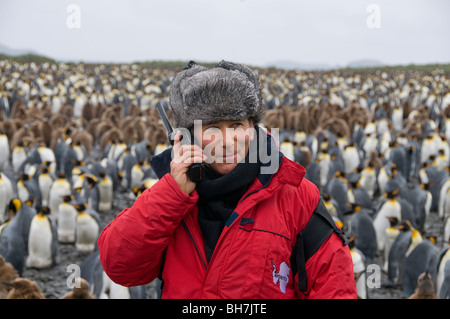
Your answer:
[0,0,448,67]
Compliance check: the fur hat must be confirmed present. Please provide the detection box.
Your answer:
[169,60,264,129]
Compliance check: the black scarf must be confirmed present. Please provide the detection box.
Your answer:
[196,130,261,263]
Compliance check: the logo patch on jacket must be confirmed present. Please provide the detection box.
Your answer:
[271,260,290,293]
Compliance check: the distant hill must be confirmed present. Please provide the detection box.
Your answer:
[265,60,339,70]
[0,43,37,56]
[346,59,384,69]
[0,43,448,72]
[0,43,56,64]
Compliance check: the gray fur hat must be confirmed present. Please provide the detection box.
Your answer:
[169,60,264,129]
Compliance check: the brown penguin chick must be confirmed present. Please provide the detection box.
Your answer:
[408,272,438,299]
[0,255,19,282]
[0,255,19,298]
[3,277,46,299]
[60,277,95,299]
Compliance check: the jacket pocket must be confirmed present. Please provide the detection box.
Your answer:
[232,223,295,298]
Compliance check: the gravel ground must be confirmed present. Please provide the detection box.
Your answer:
[21,184,446,299]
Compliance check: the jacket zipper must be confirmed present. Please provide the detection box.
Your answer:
[181,220,207,270]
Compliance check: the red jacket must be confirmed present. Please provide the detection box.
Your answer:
[98,132,357,299]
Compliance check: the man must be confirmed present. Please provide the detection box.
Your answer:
[97,60,356,298]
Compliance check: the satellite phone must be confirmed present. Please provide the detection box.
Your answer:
[156,103,204,182]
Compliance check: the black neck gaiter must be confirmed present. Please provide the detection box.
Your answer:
[196,129,261,263]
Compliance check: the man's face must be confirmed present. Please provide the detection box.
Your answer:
[194,119,255,176]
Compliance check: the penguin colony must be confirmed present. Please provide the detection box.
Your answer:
[0,59,449,299]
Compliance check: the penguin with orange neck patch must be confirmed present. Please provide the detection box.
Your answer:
[348,236,367,299]
[373,181,402,252]
[0,199,28,275]
[57,195,77,243]
[0,171,14,223]
[384,220,422,288]
[97,170,113,213]
[75,203,100,253]
[346,202,377,264]
[26,206,58,269]
[48,172,72,223]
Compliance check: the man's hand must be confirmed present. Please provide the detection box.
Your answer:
[170,130,206,195]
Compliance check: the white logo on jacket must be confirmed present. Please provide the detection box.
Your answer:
[271,260,290,293]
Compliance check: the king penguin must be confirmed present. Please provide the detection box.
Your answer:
[343,143,361,175]
[48,172,72,223]
[280,138,295,161]
[154,143,169,156]
[57,195,77,243]
[322,193,340,220]
[401,239,439,298]
[362,132,378,158]
[433,149,448,172]
[384,220,423,288]
[385,221,412,287]
[85,174,99,211]
[325,171,349,221]
[97,170,113,213]
[75,203,100,253]
[346,172,373,211]
[348,237,367,299]
[119,147,137,190]
[405,183,432,231]
[377,162,391,197]
[391,106,403,132]
[26,206,58,269]
[359,161,377,200]
[403,220,423,257]
[11,140,27,174]
[37,143,56,173]
[16,173,41,209]
[0,172,14,224]
[130,160,145,189]
[422,162,447,212]
[37,165,55,208]
[0,199,26,275]
[305,159,321,191]
[373,182,402,252]
[383,217,400,272]
[132,177,158,199]
[347,203,377,264]
[420,134,437,164]
[0,131,10,171]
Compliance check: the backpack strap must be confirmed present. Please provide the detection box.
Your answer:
[290,197,350,291]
